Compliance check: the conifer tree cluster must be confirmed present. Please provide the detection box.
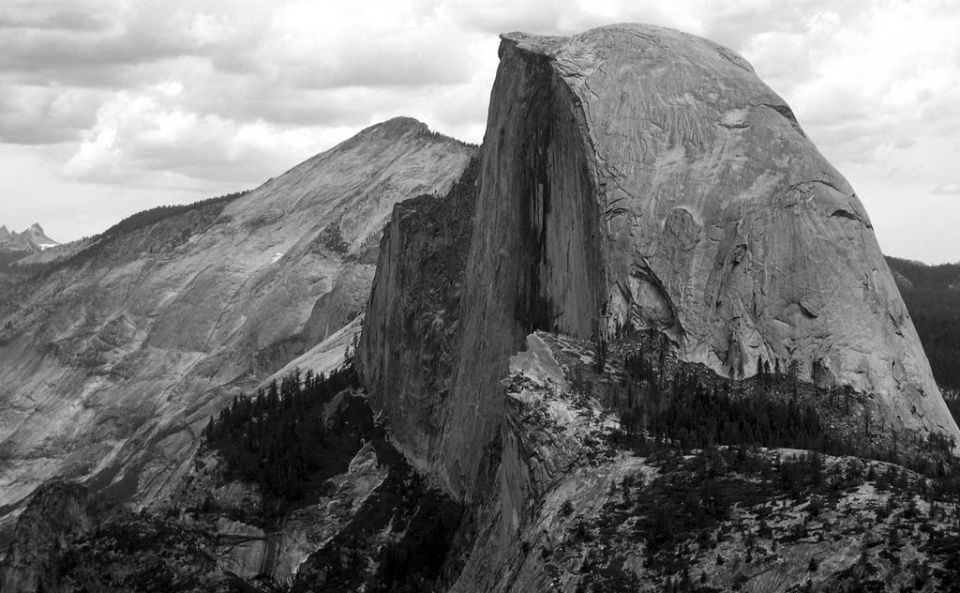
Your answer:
[203,361,363,508]
[618,356,824,452]
[609,337,960,498]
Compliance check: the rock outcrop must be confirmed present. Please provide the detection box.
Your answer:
[359,24,959,500]
[0,117,475,532]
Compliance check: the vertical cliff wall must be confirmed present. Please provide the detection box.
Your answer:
[439,43,606,497]
[499,25,957,442]
[360,24,959,501]
[359,47,607,498]
[358,158,480,473]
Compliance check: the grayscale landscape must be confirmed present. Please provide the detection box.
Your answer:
[1,4,960,593]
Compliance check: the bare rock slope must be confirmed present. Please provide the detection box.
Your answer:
[360,24,958,500]
[0,117,475,530]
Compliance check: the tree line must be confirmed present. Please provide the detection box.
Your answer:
[603,336,960,490]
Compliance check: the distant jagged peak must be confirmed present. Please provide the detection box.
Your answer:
[0,222,60,252]
[23,223,59,248]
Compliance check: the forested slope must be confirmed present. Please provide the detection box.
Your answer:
[887,256,960,394]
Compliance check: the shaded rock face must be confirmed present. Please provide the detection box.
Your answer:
[0,117,475,527]
[0,481,102,593]
[359,158,481,478]
[360,24,958,500]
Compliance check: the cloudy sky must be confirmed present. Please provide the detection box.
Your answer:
[1,0,958,263]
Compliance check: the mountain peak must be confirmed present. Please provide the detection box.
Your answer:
[0,222,59,253]
[316,117,469,168]
[368,116,430,136]
[353,117,470,147]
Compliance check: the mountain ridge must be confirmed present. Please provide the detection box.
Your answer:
[0,117,475,539]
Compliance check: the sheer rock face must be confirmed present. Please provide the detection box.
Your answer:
[361,24,958,500]
[358,158,480,482]
[0,118,474,527]
[494,25,957,441]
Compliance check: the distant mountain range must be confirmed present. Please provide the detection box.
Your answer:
[0,223,58,254]
[0,224,61,279]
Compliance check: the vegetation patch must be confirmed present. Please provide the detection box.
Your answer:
[202,362,364,515]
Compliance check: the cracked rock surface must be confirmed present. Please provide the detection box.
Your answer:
[494,24,957,450]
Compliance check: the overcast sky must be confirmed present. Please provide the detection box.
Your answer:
[1,1,958,263]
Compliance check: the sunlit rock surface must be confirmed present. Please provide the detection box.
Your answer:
[261,315,363,390]
[491,25,955,439]
[0,117,475,528]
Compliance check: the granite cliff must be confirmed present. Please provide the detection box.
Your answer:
[359,24,959,501]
